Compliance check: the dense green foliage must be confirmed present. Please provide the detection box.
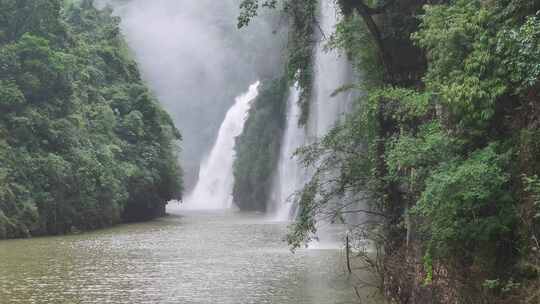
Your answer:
[0,0,182,239]
[233,78,288,211]
[294,0,540,302]
[241,0,540,302]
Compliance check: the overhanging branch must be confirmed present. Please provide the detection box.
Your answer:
[350,0,396,83]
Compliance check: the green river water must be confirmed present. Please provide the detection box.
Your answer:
[0,210,380,304]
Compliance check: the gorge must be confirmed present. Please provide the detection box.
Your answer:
[1,0,539,303]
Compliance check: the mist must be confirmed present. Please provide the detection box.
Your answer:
[97,0,286,190]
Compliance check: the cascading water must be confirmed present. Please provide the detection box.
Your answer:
[270,84,307,221]
[306,0,358,248]
[309,0,356,139]
[98,0,284,192]
[182,82,260,210]
[271,0,356,223]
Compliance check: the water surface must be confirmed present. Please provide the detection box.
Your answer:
[0,210,378,303]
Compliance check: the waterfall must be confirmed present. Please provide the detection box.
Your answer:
[306,1,360,248]
[182,82,260,210]
[309,0,355,139]
[270,84,307,221]
[270,0,356,221]
[98,0,284,192]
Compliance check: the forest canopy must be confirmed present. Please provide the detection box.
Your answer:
[0,0,183,239]
[240,0,540,302]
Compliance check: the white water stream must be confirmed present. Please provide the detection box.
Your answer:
[271,1,356,223]
[270,84,307,220]
[309,1,356,139]
[182,82,260,210]
[307,1,359,248]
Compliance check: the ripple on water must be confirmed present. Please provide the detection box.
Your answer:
[0,210,381,304]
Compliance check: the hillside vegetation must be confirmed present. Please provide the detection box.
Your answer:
[0,0,182,239]
[233,78,288,212]
[240,0,540,302]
